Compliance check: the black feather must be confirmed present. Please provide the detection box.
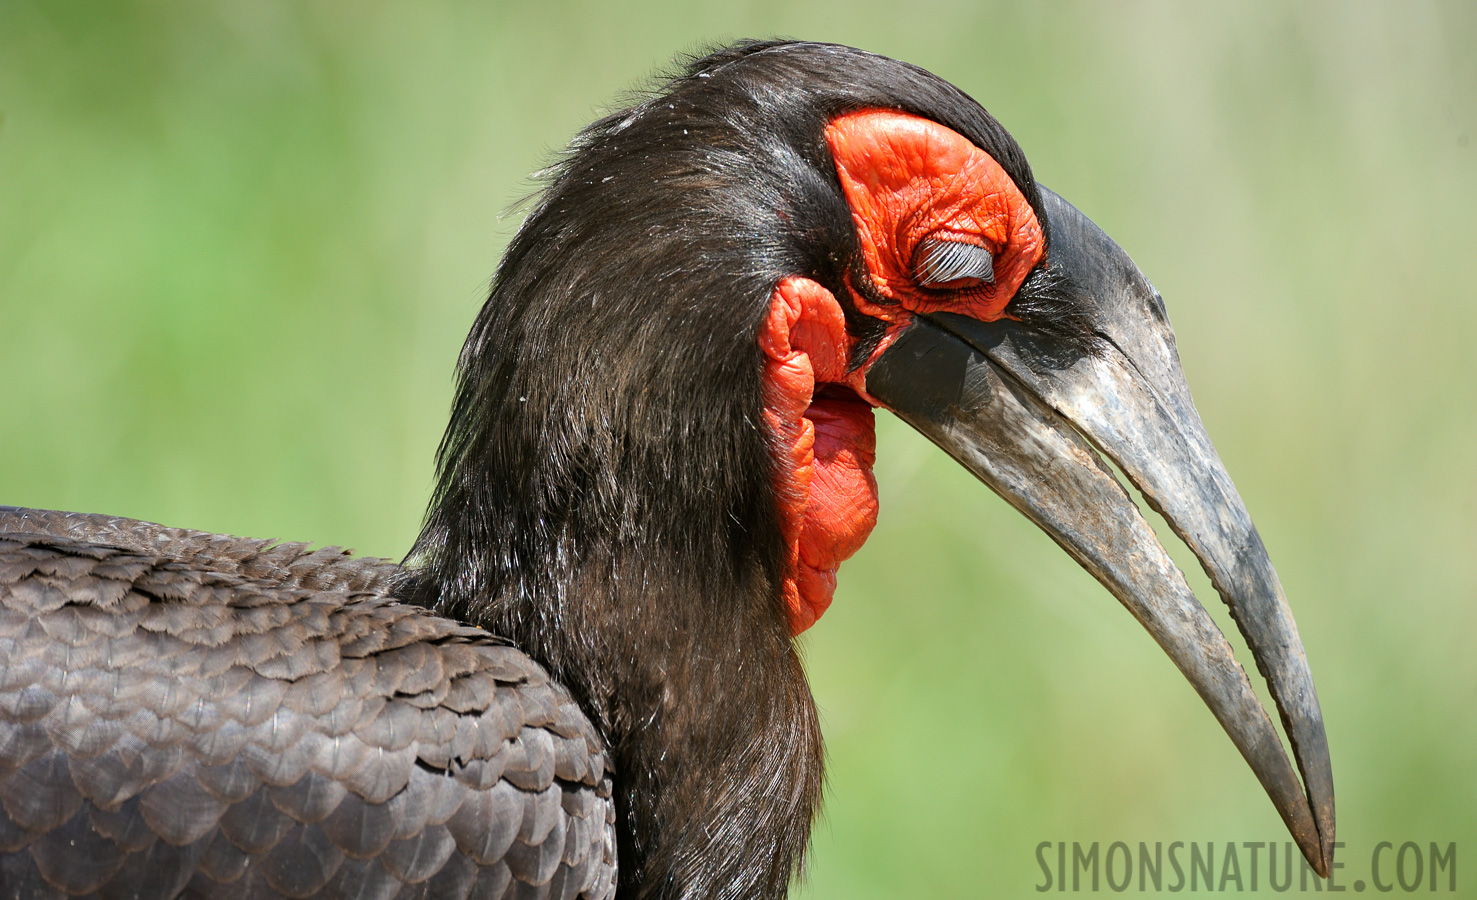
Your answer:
[404,39,1051,899]
[0,40,1078,900]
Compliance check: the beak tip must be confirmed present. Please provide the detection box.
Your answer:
[1293,740,1336,878]
[1318,810,1337,878]
[1314,846,1333,880]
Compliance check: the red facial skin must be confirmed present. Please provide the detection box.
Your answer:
[761,110,1048,635]
[826,110,1045,325]
[760,277,878,633]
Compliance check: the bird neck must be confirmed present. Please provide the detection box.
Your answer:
[408,437,823,897]
[405,279,824,896]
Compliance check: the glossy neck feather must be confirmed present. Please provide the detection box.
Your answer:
[402,40,1045,900]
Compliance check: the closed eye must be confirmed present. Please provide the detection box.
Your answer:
[913,237,996,289]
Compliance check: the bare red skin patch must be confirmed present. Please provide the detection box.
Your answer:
[760,277,878,634]
[826,110,1046,324]
[762,111,1047,635]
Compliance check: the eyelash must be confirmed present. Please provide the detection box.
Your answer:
[912,236,996,289]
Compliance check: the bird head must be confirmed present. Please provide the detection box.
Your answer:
[410,40,1333,894]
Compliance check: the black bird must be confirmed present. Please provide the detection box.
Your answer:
[0,41,1333,900]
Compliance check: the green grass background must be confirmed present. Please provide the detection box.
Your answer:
[2,1,1473,895]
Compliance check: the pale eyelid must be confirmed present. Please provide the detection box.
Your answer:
[913,237,996,287]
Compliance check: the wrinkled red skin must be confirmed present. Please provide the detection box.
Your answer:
[760,277,878,633]
[827,110,1045,324]
[761,110,1047,635]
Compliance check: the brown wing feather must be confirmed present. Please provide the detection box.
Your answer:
[0,508,616,899]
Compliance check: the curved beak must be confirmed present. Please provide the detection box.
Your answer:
[865,188,1335,876]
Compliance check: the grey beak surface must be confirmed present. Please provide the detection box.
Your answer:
[865,188,1334,876]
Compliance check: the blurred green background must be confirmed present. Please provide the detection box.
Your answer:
[2,1,1473,895]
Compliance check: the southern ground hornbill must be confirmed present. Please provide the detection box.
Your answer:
[0,41,1334,899]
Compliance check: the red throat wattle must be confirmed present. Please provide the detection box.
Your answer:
[760,277,878,635]
[761,110,1047,635]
